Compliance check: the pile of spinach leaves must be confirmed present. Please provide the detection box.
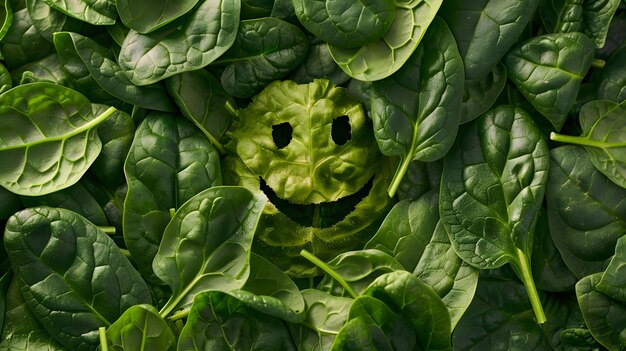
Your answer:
[0,0,625,350]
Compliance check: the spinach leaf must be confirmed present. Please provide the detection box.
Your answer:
[123,112,221,284]
[0,8,54,69]
[440,105,550,324]
[371,17,463,198]
[116,0,199,34]
[0,277,65,350]
[504,32,595,131]
[597,235,626,302]
[461,62,508,124]
[105,304,176,351]
[0,62,10,90]
[395,159,442,201]
[165,68,233,155]
[546,145,626,278]
[0,0,11,42]
[551,100,626,188]
[178,290,297,351]
[153,186,265,316]
[42,0,116,25]
[215,17,309,98]
[331,295,416,351]
[0,82,116,196]
[596,44,626,103]
[118,0,240,85]
[576,273,626,351]
[11,53,68,86]
[363,271,452,351]
[53,31,176,112]
[288,289,352,350]
[441,0,540,80]
[289,41,350,86]
[26,0,69,43]
[326,0,443,81]
[4,206,151,350]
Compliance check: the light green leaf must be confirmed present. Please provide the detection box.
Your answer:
[106,305,176,351]
[42,0,116,25]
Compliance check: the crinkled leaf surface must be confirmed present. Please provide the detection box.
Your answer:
[153,186,265,315]
[53,31,177,112]
[165,68,233,154]
[293,0,395,49]
[504,32,595,131]
[328,0,443,81]
[597,235,626,303]
[26,0,66,43]
[116,0,199,33]
[0,82,115,196]
[42,0,116,25]
[395,159,442,201]
[216,17,309,98]
[552,100,626,188]
[106,304,176,351]
[177,290,297,351]
[0,8,54,70]
[461,62,508,124]
[119,0,240,85]
[576,273,626,351]
[3,206,151,350]
[289,42,350,86]
[230,79,379,204]
[371,17,463,197]
[123,112,221,284]
[441,0,540,80]
[596,44,626,103]
[363,271,452,351]
[546,146,626,278]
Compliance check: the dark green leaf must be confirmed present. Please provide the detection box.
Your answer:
[42,0,116,25]
[596,44,626,103]
[116,0,199,33]
[460,62,507,124]
[123,112,221,284]
[4,206,151,350]
[0,82,116,196]
[153,186,265,315]
[106,304,176,351]
[0,0,13,42]
[0,8,54,69]
[395,159,442,201]
[597,235,626,303]
[26,0,67,42]
[216,17,309,98]
[118,0,240,85]
[10,53,68,85]
[289,42,350,85]
[504,32,595,130]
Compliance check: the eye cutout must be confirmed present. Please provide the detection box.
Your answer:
[331,115,351,146]
[272,122,293,149]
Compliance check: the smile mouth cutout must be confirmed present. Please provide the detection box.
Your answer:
[259,176,374,228]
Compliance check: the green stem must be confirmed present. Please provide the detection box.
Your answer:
[515,249,547,324]
[550,132,626,148]
[169,208,176,219]
[387,157,411,199]
[99,327,108,351]
[98,226,116,235]
[225,100,238,118]
[300,249,357,299]
[169,308,190,322]
[312,204,321,228]
[591,58,606,69]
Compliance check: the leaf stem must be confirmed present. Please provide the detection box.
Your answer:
[98,226,116,235]
[169,308,190,322]
[591,58,606,69]
[300,249,357,299]
[387,157,411,198]
[515,249,547,324]
[550,132,626,148]
[99,327,108,351]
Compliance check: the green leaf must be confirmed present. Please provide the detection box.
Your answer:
[153,186,265,316]
[395,159,442,201]
[327,0,443,81]
[293,0,395,49]
[216,17,309,98]
[370,17,463,198]
[363,271,452,351]
[0,83,116,196]
[53,31,177,112]
[118,0,240,85]
[546,146,626,278]
[0,8,54,69]
[504,32,595,130]
[105,304,176,351]
[597,235,626,303]
[123,112,221,284]
[177,290,297,351]
[3,207,151,350]
[441,0,540,80]
[288,289,352,350]
[0,277,66,350]
[165,68,233,155]
[230,79,378,204]
[26,0,67,43]
[576,273,626,351]
[42,0,116,25]
[551,100,626,188]
[289,42,350,86]
[461,62,508,124]
[0,0,13,42]
[331,296,416,351]
[440,105,550,324]
[116,0,199,33]
[596,44,626,103]
[10,53,68,86]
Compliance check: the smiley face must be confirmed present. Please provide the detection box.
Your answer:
[226,79,394,276]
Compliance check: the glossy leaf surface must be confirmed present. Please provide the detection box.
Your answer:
[461,62,507,124]
[42,0,116,25]
[0,82,115,196]
[106,304,176,351]
[4,207,151,350]
[116,0,199,33]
